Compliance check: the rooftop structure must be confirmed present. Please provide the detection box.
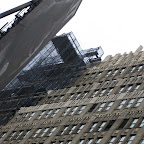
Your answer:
[0,32,103,127]
[0,0,82,91]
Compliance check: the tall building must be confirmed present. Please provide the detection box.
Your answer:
[0,39,143,144]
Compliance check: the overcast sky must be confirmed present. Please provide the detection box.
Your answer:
[0,0,144,58]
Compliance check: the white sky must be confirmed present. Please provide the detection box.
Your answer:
[0,0,144,58]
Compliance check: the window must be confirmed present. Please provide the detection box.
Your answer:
[97,103,106,111]
[82,92,88,99]
[97,122,106,131]
[105,70,112,77]
[89,122,98,132]
[140,137,144,144]
[45,109,53,118]
[0,132,6,139]
[88,104,97,112]
[77,124,85,133]
[137,65,143,71]
[75,93,81,100]
[118,119,129,129]
[95,137,102,144]
[8,131,17,140]
[77,105,86,114]
[126,99,135,108]
[104,120,115,131]
[99,89,106,96]
[51,109,60,117]
[63,107,71,116]
[58,95,64,101]
[134,98,144,107]
[61,126,68,135]
[33,128,42,137]
[117,135,126,144]
[67,94,75,101]
[48,127,57,136]
[129,118,138,128]
[108,136,116,144]
[126,85,133,92]
[69,106,79,115]
[92,90,99,97]
[107,88,114,96]
[139,118,144,127]
[112,69,118,76]
[126,135,136,144]
[118,86,125,94]
[117,100,127,109]
[130,66,136,73]
[119,68,125,74]
[15,130,24,139]
[69,125,76,134]
[67,140,72,144]
[97,72,102,77]
[27,112,35,120]
[133,84,141,91]
[87,138,94,144]
[79,139,85,144]
[40,128,49,137]
[20,113,29,121]
[37,111,46,119]
[105,102,114,111]
[23,130,31,138]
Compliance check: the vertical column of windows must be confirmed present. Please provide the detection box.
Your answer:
[126,99,135,108]
[97,103,106,111]
[37,111,46,119]
[77,105,86,114]
[40,128,49,137]
[108,137,116,144]
[107,88,114,96]
[139,118,144,127]
[119,68,125,74]
[129,118,138,128]
[137,65,143,71]
[45,109,53,118]
[51,109,60,117]
[133,84,141,91]
[134,98,144,107]
[117,135,126,144]
[69,125,76,134]
[62,107,71,116]
[140,137,144,144]
[89,122,98,132]
[0,132,6,140]
[32,128,42,137]
[126,135,136,144]
[27,112,35,120]
[69,106,79,115]
[95,137,102,144]
[47,127,57,136]
[97,122,106,131]
[118,86,125,94]
[61,126,69,135]
[76,124,85,133]
[117,100,127,109]
[105,102,114,111]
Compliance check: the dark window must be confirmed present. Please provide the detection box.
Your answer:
[88,104,97,112]
[118,119,129,129]
[104,120,115,131]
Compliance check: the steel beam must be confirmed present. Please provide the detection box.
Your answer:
[0,1,32,19]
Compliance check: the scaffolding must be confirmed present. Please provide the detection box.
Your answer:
[0,32,103,125]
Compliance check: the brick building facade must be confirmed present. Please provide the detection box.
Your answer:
[0,46,144,144]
